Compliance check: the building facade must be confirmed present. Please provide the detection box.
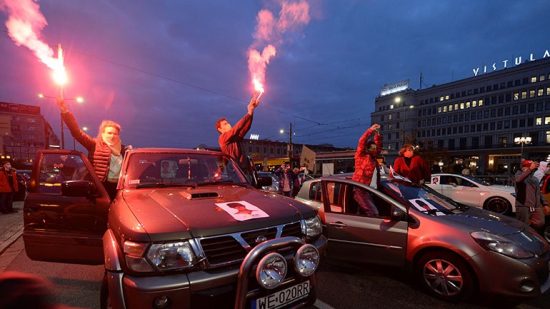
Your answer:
[372,57,550,175]
[0,102,59,165]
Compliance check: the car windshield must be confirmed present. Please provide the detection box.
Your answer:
[381,180,465,216]
[123,152,248,189]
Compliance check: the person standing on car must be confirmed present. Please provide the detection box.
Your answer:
[351,124,382,216]
[392,144,431,185]
[514,160,547,231]
[0,161,18,214]
[215,92,261,182]
[57,99,131,200]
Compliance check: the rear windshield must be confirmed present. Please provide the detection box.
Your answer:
[123,152,247,188]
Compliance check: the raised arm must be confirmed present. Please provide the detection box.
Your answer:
[356,123,380,156]
[57,99,95,151]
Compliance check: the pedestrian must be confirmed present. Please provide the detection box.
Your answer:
[275,163,294,197]
[291,167,303,197]
[57,99,131,200]
[351,123,382,216]
[392,144,431,184]
[514,160,546,232]
[215,92,261,183]
[0,161,18,214]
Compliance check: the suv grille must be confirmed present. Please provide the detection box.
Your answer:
[199,221,303,268]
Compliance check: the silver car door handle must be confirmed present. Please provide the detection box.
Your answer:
[329,221,346,228]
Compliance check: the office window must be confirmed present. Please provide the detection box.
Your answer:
[507,81,513,88]
[515,79,521,86]
[464,125,469,133]
[519,119,525,127]
[536,117,542,125]
[528,103,534,113]
[530,90,535,98]
[483,123,488,131]
[497,121,502,130]
[438,106,442,113]
[513,93,519,100]
[547,87,550,96]
[531,76,537,83]
[527,118,533,127]
[504,120,510,129]
[547,131,550,144]
[512,120,518,128]
[440,96,445,101]
[521,91,527,99]
[460,103,464,109]
[490,109,496,117]
[471,124,476,132]
[505,107,511,115]
[472,101,477,107]
[497,108,503,117]
[540,75,546,81]
[466,101,470,108]
[520,105,526,114]
[454,103,459,110]
[546,116,550,125]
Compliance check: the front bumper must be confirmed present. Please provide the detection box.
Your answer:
[471,248,550,298]
[107,235,327,308]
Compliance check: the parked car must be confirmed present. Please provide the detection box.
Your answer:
[426,173,516,214]
[540,174,550,242]
[23,149,327,309]
[296,175,550,301]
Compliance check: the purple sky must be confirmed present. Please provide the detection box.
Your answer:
[1,0,549,149]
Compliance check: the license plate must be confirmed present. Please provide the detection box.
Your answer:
[253,281,310,309]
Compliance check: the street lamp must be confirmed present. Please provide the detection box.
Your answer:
[37,93,84,149]
[514,136,532,157]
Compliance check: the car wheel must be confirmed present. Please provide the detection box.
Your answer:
[484,197,510,215]
[416,251,475,302]
[100,273,112,309]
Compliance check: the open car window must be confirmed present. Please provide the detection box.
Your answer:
[38,153,91,194]
[123,153,248,189]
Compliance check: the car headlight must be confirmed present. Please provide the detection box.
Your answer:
[471,231,534,259]
[302,216,322,238]
[146,241,199,271]
[256,252,287,289]
[294,244,320,277]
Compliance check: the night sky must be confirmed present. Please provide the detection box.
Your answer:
[0,0,549,149]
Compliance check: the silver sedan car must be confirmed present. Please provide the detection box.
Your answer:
[296,175,550,302]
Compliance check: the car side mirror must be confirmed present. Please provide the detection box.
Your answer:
[390,207,407,221]
[61,180,94,197]
[256,174,273,188]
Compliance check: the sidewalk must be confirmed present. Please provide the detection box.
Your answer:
[0,201,24,255]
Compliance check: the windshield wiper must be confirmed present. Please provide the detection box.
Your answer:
[136,182,197,189]
[198,180,248,187]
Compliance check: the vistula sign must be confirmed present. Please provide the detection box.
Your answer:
[473,49,550,76]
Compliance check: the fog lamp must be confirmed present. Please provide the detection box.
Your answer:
[294,244,320,277]
[152,295,170,309]
[256,252,287,289]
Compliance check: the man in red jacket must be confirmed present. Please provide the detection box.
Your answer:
[0,161,18,214]
[352,124,382,216]
[393,144,431,184]
[215,93,261,182]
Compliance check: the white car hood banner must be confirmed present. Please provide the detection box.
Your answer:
[216,200,270,221]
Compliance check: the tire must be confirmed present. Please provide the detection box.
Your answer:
[484,197,511,215]
[416,251,475,302]
[100,273,112,309]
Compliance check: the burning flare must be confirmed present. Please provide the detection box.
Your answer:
[247,0,311,96]
[0,0,68,85]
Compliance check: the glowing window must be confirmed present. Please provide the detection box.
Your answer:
[538,89,544,97]
[390,105,394,109]
[530,90,535,98]
[449,105,453,111]
[531,76,537,83]
[547,131,550,144]
[445,95,450,100]
[513,93,519,100]
[536,117,542,125]
[541,75,546,81]
[472,101,477,107]
[460,103,464,109]
[388,114,393,120]
[438,107,442,113]
[521,91,527,99]
[479,99,483,106]
[546,117,550,125]
[440,96,444,101]
[443,106,447,112]
[454,104,459,110]
[547,87,550,96]
[466,102,470,108]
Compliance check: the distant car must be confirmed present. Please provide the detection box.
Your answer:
[296,175,550,301]
[257,171,279,192]
[426,173,516,215]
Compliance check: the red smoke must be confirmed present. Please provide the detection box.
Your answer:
[0,0,64,78]
[248,0,311,94]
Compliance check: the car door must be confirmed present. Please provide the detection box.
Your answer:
[322,180,408,267]
[23,150,110,264]
[449,176,482,206]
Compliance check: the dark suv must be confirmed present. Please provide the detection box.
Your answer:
[23,149,326,309]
